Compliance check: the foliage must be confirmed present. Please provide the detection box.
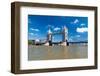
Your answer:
[28,40,33,45]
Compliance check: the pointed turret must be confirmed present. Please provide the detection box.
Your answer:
[47,28,52,46]
[48,28,52,34]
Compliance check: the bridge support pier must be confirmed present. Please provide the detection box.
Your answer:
[49,41,52,46]
[44,42,49,46]
[61,41,67,46]
[44,41,52,46]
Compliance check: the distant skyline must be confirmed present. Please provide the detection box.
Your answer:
[28,15,88,42]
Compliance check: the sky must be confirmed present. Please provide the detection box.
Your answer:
[28,15,88,42]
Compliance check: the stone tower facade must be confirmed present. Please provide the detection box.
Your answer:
[47,28,52,41]
[61,26,68,46]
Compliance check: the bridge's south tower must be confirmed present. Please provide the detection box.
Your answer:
[62,26,68,46]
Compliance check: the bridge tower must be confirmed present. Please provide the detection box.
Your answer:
[44,28,52,46]
[47,28,52,46]
[47,28,52,41]
[61,26,68,46]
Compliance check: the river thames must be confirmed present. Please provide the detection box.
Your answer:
[28,45,88,60]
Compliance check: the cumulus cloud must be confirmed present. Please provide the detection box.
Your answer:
[80,23,86,26]
[29,33,34,35]
[29,33,37,36]
[76,27,88,33]
[74,19,79,24]
[71,19,79,24]
[54,27,61,31]
[30,28,39,32]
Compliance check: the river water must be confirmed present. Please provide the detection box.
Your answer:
[28,45,88,60]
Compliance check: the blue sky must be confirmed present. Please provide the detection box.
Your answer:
[28,15,88,42]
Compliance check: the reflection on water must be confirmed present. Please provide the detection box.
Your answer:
[28,45,88,60]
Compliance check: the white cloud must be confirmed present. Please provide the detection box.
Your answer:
[71,19,79,24]
[76,35,81,37]
[30,28,39,32]
[80,23,86,26]
[76,27,88,33]
[74,19,79,24]
[29,33,34,35]
[29,33,37,36]
[54,27,61,31]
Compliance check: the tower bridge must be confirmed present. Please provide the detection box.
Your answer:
[32,26,68,46]
[45,26,68,46]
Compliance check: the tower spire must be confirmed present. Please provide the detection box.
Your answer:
[48,28,52,34]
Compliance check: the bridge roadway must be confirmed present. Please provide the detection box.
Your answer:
[49,31,64,35]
